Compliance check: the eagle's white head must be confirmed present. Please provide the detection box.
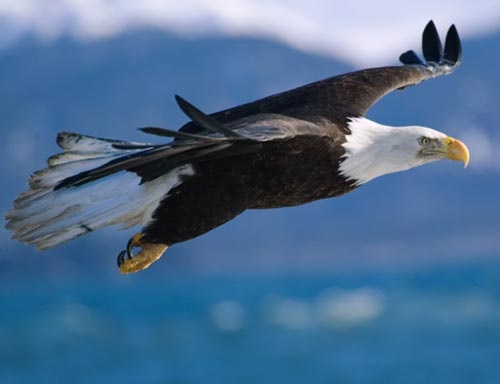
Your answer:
[340,117,470,185]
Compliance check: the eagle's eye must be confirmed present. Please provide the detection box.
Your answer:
[419,137,431,146]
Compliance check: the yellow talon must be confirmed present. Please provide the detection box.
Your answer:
[117,232,168,274]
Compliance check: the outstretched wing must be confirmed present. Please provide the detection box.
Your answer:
[54,104,328,188]
[180,20,461,132]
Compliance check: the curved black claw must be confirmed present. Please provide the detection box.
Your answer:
[117,234,142,268]
[126,236,136,255]
[116,238,168,274]
[117,250,129,268]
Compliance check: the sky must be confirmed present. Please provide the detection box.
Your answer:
[1,0,500,66]
[1,0,500,171]
[1,0,499,273]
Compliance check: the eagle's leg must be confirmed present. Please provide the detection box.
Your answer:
[117,233,168,274]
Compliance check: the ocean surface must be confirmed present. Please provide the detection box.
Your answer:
[1,261,499,384]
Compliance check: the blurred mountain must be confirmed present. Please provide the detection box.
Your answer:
[1,30,499,278]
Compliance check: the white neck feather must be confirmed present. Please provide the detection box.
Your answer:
[339,117,444,185]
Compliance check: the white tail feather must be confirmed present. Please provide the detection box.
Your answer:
[6,132,192,250]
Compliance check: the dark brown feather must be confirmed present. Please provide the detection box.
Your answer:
[180,66,431,133]
[179,22,461,133]
[143,134,355,245]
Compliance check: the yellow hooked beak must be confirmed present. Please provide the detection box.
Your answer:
[444,136,470,168]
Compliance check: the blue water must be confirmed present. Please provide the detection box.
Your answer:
[1,262,500,384]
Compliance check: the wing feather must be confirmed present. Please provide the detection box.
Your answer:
[12,21,462,200]
[179,21,461,132]
[56,113,329,187]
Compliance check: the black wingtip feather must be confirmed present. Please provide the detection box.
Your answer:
[140,126,189,139]
[139,126,221,142]
[443,24,462,65]
[399,50,423,65]
[422,20,442,63]
[139,127,173,136]
[175,95,245,139]
[399,20,461,72]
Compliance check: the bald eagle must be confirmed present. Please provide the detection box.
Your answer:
[6,21,469,273]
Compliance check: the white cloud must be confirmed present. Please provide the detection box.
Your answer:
[460,127,500,171]
[1,0,500,65]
